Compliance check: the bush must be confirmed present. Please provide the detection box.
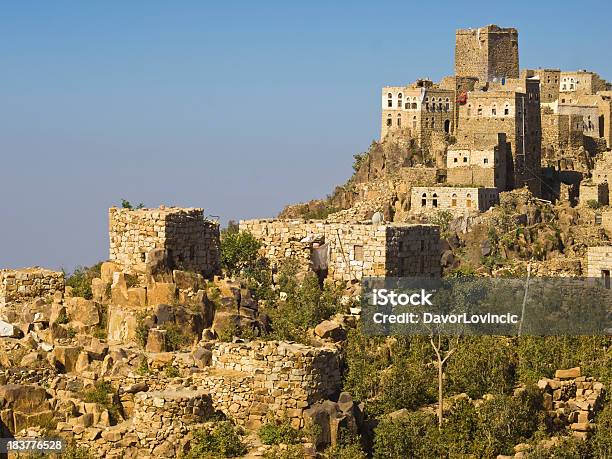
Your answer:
[163,363,180,378]
[324,430,366,459]
[220,231,261,277]
[592,402,612,458]
[82,381,120,423]
[121,199,144,209]
[135,312,150,348]
[184,421,247,458]
[262,445,305,459]
[528,436,591,458]
[258,419,302,445]
[445,336,516,399]
[61,445,93,459]
[373,412,441,459]
[65,262,102,299]
[586,199,601,209]
[162,322,190,351]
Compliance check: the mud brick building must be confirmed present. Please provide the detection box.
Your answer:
[239,219,441,281]
[108,206,220,277]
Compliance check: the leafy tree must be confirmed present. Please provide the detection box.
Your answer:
[184,421,247,458]
[220,230,261,277]
[258,419,301,445]
[65,262,102,299]
[120,199,144,209]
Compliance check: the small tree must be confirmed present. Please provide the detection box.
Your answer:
[220,230,261,276]
[120,199,144,210]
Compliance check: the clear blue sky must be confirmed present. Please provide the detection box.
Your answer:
[1,0,611,272]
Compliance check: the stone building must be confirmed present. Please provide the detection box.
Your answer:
[587,246,612,288]
[455,25,519,83]
[380,79,454,152]
[410,186,499,215]
[0,268,64,305]
[108,206,220,277]
[579,181,609,206]
[239,219,441,280]
[525,69,560,104]
[456,76,542,196]
[446,132,508,190]
[559,70,610,96]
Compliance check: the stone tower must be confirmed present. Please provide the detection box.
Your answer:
[455,25,519,83]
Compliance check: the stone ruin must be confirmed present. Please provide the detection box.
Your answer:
[0,267,64,306]
[240,219,441,281]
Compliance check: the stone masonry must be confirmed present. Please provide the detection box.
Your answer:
[586,246,612,285]
[0,268,64,305]
[199,341,342,429]
[239,219,441,280]
[109,206,220,277]
[411,186,499,215]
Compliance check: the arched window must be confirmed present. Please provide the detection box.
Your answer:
[387,93,393,108]
[412,116,417,129]
[466,193,472,208]
[397,93,403,108]
[467,104,472,117]
[451,193,457,207]
[431,120,435,129]
[412,102,417,109]
[445,98,450,111]
[432,193,438,208]
[386,114,392,127]
[397,115,401,127]
[444,119,450,133]
[421,193,427,207]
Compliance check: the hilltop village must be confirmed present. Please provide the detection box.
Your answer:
[0,25,611,459]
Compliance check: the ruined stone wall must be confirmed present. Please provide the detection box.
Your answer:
[239,219,441,280]
[109,207,220,277]
[0,268,64,304]
[202,341,342,428]
[541,112,585,159]
[455,25,519,82]
[586,246,612,278]
[411,186,499,214]
[602,210,612,234]
[579,182,609,206]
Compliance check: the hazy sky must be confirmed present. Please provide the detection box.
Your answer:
[1,0,611,272]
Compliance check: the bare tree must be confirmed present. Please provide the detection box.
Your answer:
[430,334,458,429]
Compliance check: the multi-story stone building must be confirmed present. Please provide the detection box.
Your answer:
[109,206,220,277]
[380,79,454,154]
[457,77,542,195]
[446,132,508,190]
[587,246,612,288]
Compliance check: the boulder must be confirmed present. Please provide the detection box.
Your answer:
[146,328,167,353]
[101,262,120,284]
[66,298,100,327]
[192,347,212,368]
[110,273,129,306]
[0,321,22,338]
[91,278,108,303]
[53,346,82,373]
[75,351,90,373]
[86,338,108,360]
[555,367,581,379]
[212,311,240,336]
[154,304,175,325]
[147,283,177,306]
[127,288,147,308]
[0,385,49,412]
[146,248,172,279]
[314,320,346,341]
[173,270,203,291]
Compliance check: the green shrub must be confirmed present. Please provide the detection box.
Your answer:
[61,445,93,459]
[592,402,612,458]
[324,430,366,459]
[162,322,190,351]
[65,262,102,299]
[586,199,601,209]
[373,412,441,459]
[262,445,305,459]
[137,358,150,375]
[163,363,180,378]
[82,381,120,423]
[527,436,591,458]
[121,199,144,209]
[135,312,150,348]
[258,419,301,445]
[220,231,261,276]
[55,310,69,325]
[184,421,247,458]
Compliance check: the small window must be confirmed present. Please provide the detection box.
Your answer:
[397,116,401,127]
[354,245,364,261]
[492,107,497,116]
[484,158,489,164]
[466,193,472,208]
[504,106,509,115]
[477,106,483,116]
[421,193,427,207]
[453,157,458,163]
[386,115,392,127]
[463,157,468,163]
[432,193,438,208]
[412,102,417,109]
[140,252,146,262]
[451,193,457,207]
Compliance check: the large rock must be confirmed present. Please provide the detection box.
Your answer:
[146,248,172,279]
[148,283,177,306]
[0,321,22,338]
[173,270,203,291]
[127,287,147,308]
[0,385,49,412]
[146,328,167,353]
[111,273,129,306]
[66,297,100,327]
[101,262,120,284]
[191,347,212,368]
[53,346,82,373]
[555,367,581,379]
[107,306,138,344]
[211,311,240,336]
[314,320,346,341]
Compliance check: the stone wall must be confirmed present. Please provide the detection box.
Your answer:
[0,268,64,305]
[239,219,441,280]
[602,210,612,234]
[579,182,609,206]
[586,246,612,279]
[109,207,220,277]
[201,341,342,428]
[410,186,499,215]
